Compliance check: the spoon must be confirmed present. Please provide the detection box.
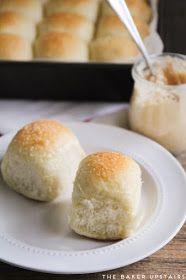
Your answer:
[106,0,155,75]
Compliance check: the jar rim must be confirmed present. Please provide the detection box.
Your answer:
[132,52,186,90]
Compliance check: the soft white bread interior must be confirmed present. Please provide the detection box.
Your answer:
[96,15,149,39]
[101,0,152,23]
[90,36,139,62]
[35,32,88,62]
[70,152,142,240]
[0,12,36,42]
[45,0,99,22]
[0,33,32,60]
[0,0,43,23]
[38,12,94,42]
[1,120,85,201]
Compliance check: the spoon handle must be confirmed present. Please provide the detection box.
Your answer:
[106,0,153,71]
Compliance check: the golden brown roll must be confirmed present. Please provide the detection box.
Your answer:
[126,0,152,22]
[1,120,85,201]
[101,0,152,23]
[101,1,114,16]
[96,15,149,39]
[0,33,32,60]
[90,36,139,62]
[70,152,142,240]
[35,32,88,62]
[40,0,48,4]
[38,12,94,42]
[0,0,43,22]
[0,12,36,42]
[45,0,99,22]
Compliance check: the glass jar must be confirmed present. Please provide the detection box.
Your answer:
[129,53,186,155]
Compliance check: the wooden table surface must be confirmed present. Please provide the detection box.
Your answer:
[0,224,185,280]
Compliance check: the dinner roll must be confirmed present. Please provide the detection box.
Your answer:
[0,33,32,60]
[126,0,152,22]
[45,0,99,22]
[38,12,94,42]
[1,120,85,201]
[96,15,149,39]
[0,12,36,42]
[35,32,88,62]
[101,0,151,23]
[70,152,142,240]
[0,0,43,22]
[90,36,139,62]
[101,1,115,16]
[40,0,48,4]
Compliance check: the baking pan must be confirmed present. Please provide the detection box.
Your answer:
[0,0,181,101]
[0,61,134,101]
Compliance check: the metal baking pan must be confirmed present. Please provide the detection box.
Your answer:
[0,0,181,101]
[0,62,134,101]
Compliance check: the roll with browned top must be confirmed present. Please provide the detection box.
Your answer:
[0,12,36,42]
[101,0,152,23]
[35,32,88,62]
[96,15,149,39]
[38,12,94,42]
[45,0,99,22]
[1,120,85,201]
[0,33,32,60]
[0,0,43,22]
[90,35,139,62]
[70,152,142,240]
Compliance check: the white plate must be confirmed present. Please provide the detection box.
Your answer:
[0,122,186,274]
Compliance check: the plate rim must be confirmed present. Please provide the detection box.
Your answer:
[0,122,186,274]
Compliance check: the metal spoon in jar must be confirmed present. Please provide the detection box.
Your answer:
[106,0,155,75]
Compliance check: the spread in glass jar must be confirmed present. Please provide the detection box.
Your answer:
[129,53,186,155]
